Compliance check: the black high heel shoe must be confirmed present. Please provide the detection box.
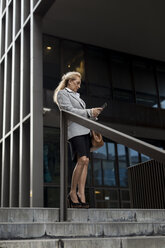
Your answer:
[67,194,81,208]
[77,194,89,209]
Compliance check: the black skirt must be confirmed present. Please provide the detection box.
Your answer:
[69,133,91,163]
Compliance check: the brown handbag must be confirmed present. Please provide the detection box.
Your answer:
[90,130,104,152]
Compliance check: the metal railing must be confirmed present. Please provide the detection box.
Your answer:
[128,160,165,208]
[60,110,165,221]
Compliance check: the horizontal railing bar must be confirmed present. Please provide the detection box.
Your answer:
[62,110,165,164]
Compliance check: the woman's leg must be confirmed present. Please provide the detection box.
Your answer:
[77,158,89,203]
[70,156,88,203]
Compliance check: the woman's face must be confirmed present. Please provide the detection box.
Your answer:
[68,75,81,92]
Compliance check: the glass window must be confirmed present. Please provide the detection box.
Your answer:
[62,40,85,79]
[86,47,111,102]
[117,144,128,187]
[43,36,60,90]
[141,153,150,162]
[102,160,116,186]
[121,190,130,201]
[93,143,107,159]
[128,148,139,166]
[157,65,165,109]
[105,189,118,201]
[86,47,110,86]
[44,127,60,184]
[94,189,119,208]
[94,188,104,200]
[111,54,134,103]
[93,159,103,185]
[133,60,158,108]
[107,142,115,160]
[44,187,60,208]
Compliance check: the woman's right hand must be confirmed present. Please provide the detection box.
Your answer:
[92,108,103,117]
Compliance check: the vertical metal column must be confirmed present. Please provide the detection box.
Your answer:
[10,0,16,207]
[60,111,68,221]
[30,0,43,207]
[1,6,9,206]
[19,0,29,207]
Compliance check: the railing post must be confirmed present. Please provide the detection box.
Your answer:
[60,111,68,221]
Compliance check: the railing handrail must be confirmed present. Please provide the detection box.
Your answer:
[60,109,165,221]
[62,109,165,163]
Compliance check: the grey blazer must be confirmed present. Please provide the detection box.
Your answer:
[57,88,92,140]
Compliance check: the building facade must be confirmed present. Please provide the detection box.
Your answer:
[0,0,165,208]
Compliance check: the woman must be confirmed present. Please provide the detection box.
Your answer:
[54,71,102,208]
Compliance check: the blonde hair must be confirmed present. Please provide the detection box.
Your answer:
[53,71,81,104]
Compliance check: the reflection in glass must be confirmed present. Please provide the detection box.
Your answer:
[93,159,102,185]
[95,189,103,200]
[133,61,158,108]
[141,153,150,162]
[93,143,107,159]
[117,144,128,187]
[128,148,139,166]
[62,40,85,80]
[103,160,116,186]
[43,36,60,90]
[111,55,134,103]
[107,142,115,160]
[157,66,165,109]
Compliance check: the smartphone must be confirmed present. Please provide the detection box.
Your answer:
[101,102,107,110]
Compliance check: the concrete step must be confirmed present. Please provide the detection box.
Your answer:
[0,208,59,223]
[62,237,165,248]
[0,208,165,223]
[68,209,165,223]
[0,237,165,248]
[0,222,165,239]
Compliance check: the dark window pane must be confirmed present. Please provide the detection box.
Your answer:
[43,36,60,90]
[133,61,158,108]
[93,159,102,185]
[121,202,131,208]
[128,148,139,166]
[86,47,111,103]
[44,127,60,184]
[104,189,118,201]
[89,84,110,99]
[44,187,60,208]
[117,144,128,187]
[121,190,130,201]
[157,65,165,109]
[62,40,85,80]
[86,47,110,86]
[103,160,116,186]
[111,55,134,103]
[94,189,104,200]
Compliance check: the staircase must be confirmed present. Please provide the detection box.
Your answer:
[0,208,165,247]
